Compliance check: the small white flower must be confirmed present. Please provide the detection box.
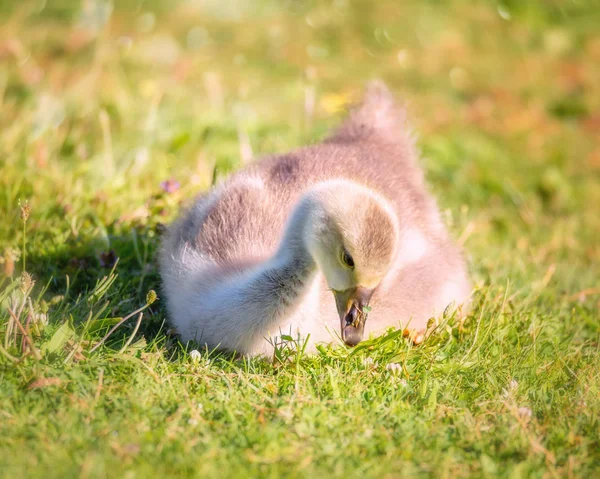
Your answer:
[502,379,519,398]
[34,312,48,326]
[189,349,202,362]
[386,363,402,373]
[385,364,408,386]
[518,406,532,420]
[362,357,376,367]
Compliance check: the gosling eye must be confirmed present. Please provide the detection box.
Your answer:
[341,249,355,269]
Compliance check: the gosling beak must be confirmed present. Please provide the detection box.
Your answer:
[333,286,375,347]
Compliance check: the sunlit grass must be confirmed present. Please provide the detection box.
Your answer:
[1,0,599,477]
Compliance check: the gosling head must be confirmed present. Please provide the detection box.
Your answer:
[302,180,399,346]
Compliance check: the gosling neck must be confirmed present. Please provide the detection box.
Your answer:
[275,195,316,266]
[235,201,317,335]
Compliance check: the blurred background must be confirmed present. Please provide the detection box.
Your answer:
[0,0,598,299]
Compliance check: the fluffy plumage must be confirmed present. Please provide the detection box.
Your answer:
[159,82,471,356]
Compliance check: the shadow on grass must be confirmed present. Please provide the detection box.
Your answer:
[23,219,168,348]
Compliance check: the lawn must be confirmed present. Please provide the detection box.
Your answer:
[1,0,599,477]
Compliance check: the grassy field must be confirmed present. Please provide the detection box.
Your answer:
[1,0,599,477]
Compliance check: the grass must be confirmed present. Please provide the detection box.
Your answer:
[1,0,599,477]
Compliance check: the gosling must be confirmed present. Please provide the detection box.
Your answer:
[159,82,471,356]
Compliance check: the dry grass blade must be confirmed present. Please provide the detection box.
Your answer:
[7,306,41,360]
[90,303,151,353]
[27,377,65,390]
[118,312,144,353]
